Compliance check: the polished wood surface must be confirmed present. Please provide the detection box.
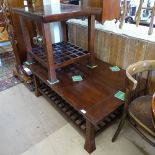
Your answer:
[26,59,125,125]
[102,0,120,21]
[8,1,125,153]
[82,0,120,23]
[26,59,125,153]
[14,3,99,83]
[13,4,101,22]
[7,0,27,65]
[34,72,122,153]
[15,3,121,152]
[6,0,43,77]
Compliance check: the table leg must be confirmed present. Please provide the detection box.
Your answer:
[19,16,33,63]
[33,75,41,97]
[84,120,96,153]
[87,15,97,69]
[41,23,59,85]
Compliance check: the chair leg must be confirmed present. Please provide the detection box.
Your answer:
[112,116,126,142]
[112,104,128,142]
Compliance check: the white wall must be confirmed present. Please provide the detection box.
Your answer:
[43,0,62,43]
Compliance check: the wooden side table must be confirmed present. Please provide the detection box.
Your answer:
[13,4,101,85]
[12,3,125,154]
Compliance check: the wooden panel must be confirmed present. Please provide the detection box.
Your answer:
[68,23,77,44]
[87,0,102,8]
[27,0,43,9]
[134,40,147,62]
[94,29,98,57]
[109,33,119,65]
[7,0,23,7]
[68,22,155,91]
[102,32,111,62]
[116,35,126,67]
[27,59,125,125]
[76,25,88,50]
[123,38,138,68]
[82,0,120,22]
[95,30,104,60]
[68,23,155,68]
[145,42,155,60]
[102,0,120,21]
[93,31,111,62]
[7,0,43,69]
[6,0,26,65]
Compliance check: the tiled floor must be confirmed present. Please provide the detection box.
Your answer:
[0,84,154,155]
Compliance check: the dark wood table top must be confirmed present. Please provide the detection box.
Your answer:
[12,4,101,22]
[27,59,125,125]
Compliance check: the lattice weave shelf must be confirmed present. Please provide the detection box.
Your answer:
[31,42,90,68]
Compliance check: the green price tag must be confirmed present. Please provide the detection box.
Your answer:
[110,66,120,72]
[72,75,83,82]
[114,91,125,101]
[24,61,35,65]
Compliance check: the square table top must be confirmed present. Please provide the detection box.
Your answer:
[12,4,101,22]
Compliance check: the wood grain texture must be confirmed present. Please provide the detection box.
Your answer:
[116,35,126,67]
[82,0,120,23]
[68,23,155,68]
[41,23,57,82]
[28,58,124,153]
[109,33,119,65]
[124,38,138,68]
[68,23,155,90]
[68,23,77,44]
[76,25,88,49]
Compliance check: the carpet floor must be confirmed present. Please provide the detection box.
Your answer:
[0,49,20,92]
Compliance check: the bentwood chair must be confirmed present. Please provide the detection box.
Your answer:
[112,60,155,146]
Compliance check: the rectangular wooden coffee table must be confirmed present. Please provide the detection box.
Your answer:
[26,59,125,153]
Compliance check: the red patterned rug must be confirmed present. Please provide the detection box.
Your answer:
[0,48,20,92]
[0,76,20,92]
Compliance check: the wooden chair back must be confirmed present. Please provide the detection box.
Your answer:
[126,60,155,100]
[112,60,155,145]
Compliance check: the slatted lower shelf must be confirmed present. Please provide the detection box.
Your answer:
[39,82,121,134]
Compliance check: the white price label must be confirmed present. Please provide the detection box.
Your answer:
[80,109,86,114]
